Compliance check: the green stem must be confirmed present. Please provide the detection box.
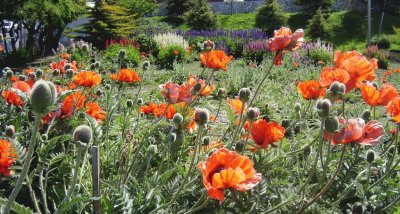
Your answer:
[3,116,41,214]
[230,100,246,147]
[214,99,223,122]
[241,121,253,155]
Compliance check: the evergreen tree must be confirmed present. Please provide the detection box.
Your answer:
[165,0,191,23]
[294,0,334,13]
[186,0,217,30]
[255,0,287,35]
[306,8,329,40]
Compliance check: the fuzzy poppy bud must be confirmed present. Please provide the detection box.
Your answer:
[361,110,371,122]
[371,82,378,89]
[194,108,210,126]
[168,133,177,142]
[64,64,71,70]
[366,150,375,163]
[388,146,396,156]
[137,98,144,106]
[118,49,126,59]
[41,134,48,142]
[203,40,215,51]
[191,83,202,95]
[247,107,260,121]
[18,75,26,81]
[281,119,290,129]
[66,69,74,78]
[105,84,111,91]
[54,80,61,85]
[5,125,15,138]
[239,88,251,103]
[90,63,96,71]
[325,116,339,133]
[202,136,210,146]
[328,81,345,99]
[96,89,103,97]
[217,88,227,99]
[46,81,58,104]
[5,70,13,78]
[235,141,244,152]
[52,69,60,76]
[147,144,158,155]
[316,99,331,118]
[172,113,183,125]
[73,125,92,144]
[90,58,96,64]
[30,80,56,116]
[303,146,311,157]
[142,61,150,70]
[351,202,363,214]
[94,61,101,69]
[126,99,133,108]
[82,44,89,52]
[294,102,301,113]
[28,72,36,80]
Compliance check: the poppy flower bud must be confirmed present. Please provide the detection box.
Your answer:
[82,44,89,52]
[30,80,56,116]
[173,113,184,125]
[235,141,244,152]
[303,146,311,157]
[94,61,101,69]
[142,61,150,70]
[5,70,13,78]
[351,202,363,214]
[361,110,371,122]
[51,69,59,77]
[203,40,215,51]
[64,64,71,70]
[18,75,26,81]
[137,98,144,106]
[73,125,92,144]
[0,34,3,41]
[41,134,48,142]
[96,89,103,97]
[316,99,331,118]
[5,125,15,138]
[126,99,133,108]
[15,106,22,113]
[54,80,61,85]
[366,150,375,163]
[247,107,260,121]
[168,133,177,142]
[194,108,210,126]
[118,49,126,59]
[328,81,345,99]
[324,116,339,133]
[281,118,290,128]
[191,82,202,95]
[90,63,96,71]
[388,146,396,156]
[46,81,58,105]
[239,88,251,103]
[66,69,74,78]
[147,144,158,155]
[105,84,111,91]
[28,72,36,80]
[202,136,210,146]
[217,88,227,99]
[294,102,301,113]
[371,82,378,89]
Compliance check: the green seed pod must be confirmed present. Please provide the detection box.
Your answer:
[294,102,301,113]
[73,125,93,144]
[202,136,210,146]
[194,108,210,126]
[30,80,54,116]
[172,113,184,125]
[316,99,331,118]
[126,99,133,108]
[247,107,260,121]
[239,88,251,103]
[325,116,339,133]
[366,150,375,163]
[142,61,150,70]
[5,125,15,138]
[147,144,158,155]
[66,69,74,78]
[351,202,363,214]
[118,49,126,59]
[361,110,371,122]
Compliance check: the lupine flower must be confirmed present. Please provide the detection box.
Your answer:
[1,81,31,106]
[110,68,141,83]
[250,119,285,149]
[0,139,17,177]
[360,83,398,107]
[73,71,102,88]
[197,148,262,203]
[200,50,233,71]
[297,80,326,100]
[328,117,384,145]
[86,102,106,123]
[387,97,400,123]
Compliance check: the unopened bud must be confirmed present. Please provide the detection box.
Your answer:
[90,63,96,71]
[94,61,101,69]
[203,40,215,51]
[191,82,202,95]
[294,102,301,113]
[18,75,26,81]
[118,49,126,59]
[73,125,92,144]
[28,72,36,80]
[351,202,363,214]
[281,119,290,128]
[217,88,227,99]
[30,80,56,116]
[239,88,251,103]
[5,125,15,138]
[105,84,111,91]
[82,44,89,52]
[173,113,184,125]
[147,144,158,155]
[202,136,210,146]
[66,69,74,78]
[35,69,43,78]
[5,70,13,78]
[41,134,48,142]
[361,110,371,122]
[247,107,260,121]
[324,116,339,133]
[194,108,210,126]
[126,99,133,108]
[142,61,150,70]
[366,150,375,163]
[328,81,345,99]
[316,99,331,118]
[96,89,103,97]
[168,133,177,142]
[137,98,144,106]
[52,69,60,76]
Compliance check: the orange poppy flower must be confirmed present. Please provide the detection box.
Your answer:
[382,70,392,83]
[86,102,106,123]
[61,91,86,117]
[250,119,285,149]
[387,97,400,123]
[297,80,326,100]
[334,50,377,91]
[173,50,179,56]
[0,139,17,177]
[59,53,70,60]
[361,83,398,107]
[197,148,262,203]
[24,68,35,75]
[329,117,384,145]
[73,71,102,88]
[25,79,36,88]
[139,102,157,115]
[188,77,215,96]
[293,62,299,68]
[139,102,176,119]
[111,68,141,83]
[200,50,233,71]
[50,59,68,74]
[160,82,180,104]
[2,81,31,106]
[227,97,246,116]
[178,83,193,103]
[268,27,304,52]
[319,67,350,88]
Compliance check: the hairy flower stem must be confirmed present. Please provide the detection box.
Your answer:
[230,100,246,147]
[241,121,253,155]
[324,134,333,173]
[26,177,42,214]
[3,116,41,214]
[297,145,347,214]
[214,99,223,121]
[149,126,204,214]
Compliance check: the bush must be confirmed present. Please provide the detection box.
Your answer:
[157,45,188,69]
[255,0,287,35]
[308,48,332,65]
[306,8,329,40]
[103,44,141,67]
[136,34,159,55]
[363,45,389,69]
[185,0,217,30]
[165,0,191,23]
[371,35,391,49]
[226,38,244,59]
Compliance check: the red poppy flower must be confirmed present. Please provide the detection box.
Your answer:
[61,91,86,117]
[86,102,106,123]
[268,27,304,52]
[250,119,285,149]
[387,97,400,123]
[111,68,141,83]
[197,148,262,203]
[2,81,31,106]
[361,83,398,107]
[0,139,17,177]
[73,71,102,88]
[160,82,180,104]
[200,50,233,71]
[297,80,326,100]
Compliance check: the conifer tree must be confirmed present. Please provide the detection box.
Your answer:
[186,0,217,30]
[255,0,287,35]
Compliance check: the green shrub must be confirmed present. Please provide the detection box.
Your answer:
[363,45,389,69]
[71,48,84,62]
[185,0,217,30]
[103,44,141,67]
[226,38,243,59]
[136,34,159,55]
[306,8,329,40]
[371,35,391,49]
[157,45,188,69]
[255,0,287,35]
[308,48,332,65]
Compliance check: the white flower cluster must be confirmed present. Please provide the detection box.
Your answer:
[153,33,188,49]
